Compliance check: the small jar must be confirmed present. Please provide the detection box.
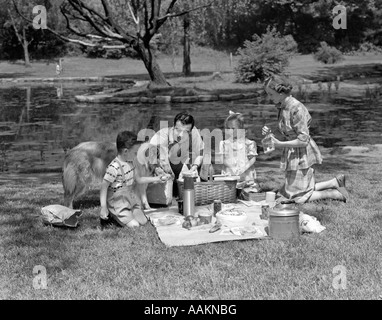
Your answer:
[261,204,270,220]
[177,200,184,214]
[213,200,222,216]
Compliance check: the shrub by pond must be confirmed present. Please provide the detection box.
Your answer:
[235,27,298,83]
[314,42,344,64]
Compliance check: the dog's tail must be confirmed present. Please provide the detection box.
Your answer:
[62,156,79,208]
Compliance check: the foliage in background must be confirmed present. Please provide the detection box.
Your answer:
[191,0,382,54]
[235,28,297,83]
[84,46,139,60]
[0,0,67,61]
[0,0,381,62]
[314,41,344,64]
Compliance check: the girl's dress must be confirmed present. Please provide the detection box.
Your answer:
[219,137,257,183]
[104,158,146,226]
[277,96,323,203]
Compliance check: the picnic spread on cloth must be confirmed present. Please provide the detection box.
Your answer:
[145,201,269,247]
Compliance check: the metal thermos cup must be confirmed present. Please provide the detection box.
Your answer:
[183,176,195,217]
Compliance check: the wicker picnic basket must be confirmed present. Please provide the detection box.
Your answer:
[177,169,238,206]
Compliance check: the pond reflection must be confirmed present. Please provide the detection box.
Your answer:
[0,83,381,173]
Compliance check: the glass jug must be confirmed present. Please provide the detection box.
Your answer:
[261,134,275,154]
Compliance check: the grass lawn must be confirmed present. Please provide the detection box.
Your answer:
[1,51,381,83]
[1,145,381,300]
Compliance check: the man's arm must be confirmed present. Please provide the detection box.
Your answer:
[190,127,205,172]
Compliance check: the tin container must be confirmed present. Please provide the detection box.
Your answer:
[268,204,300,240]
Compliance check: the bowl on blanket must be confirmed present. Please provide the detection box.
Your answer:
[216,209,247,226]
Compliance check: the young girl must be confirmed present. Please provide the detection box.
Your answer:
[219,111,258,186]
[100,131,169,229]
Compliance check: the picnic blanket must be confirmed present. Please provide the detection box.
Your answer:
[146,201,269,247]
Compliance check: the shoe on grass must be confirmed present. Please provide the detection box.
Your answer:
[335,174,349,202]
[336,174,346,188]
[336,186,349,203]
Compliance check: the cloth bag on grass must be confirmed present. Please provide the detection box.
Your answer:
[41,205,82,228]
[299,212,326,233]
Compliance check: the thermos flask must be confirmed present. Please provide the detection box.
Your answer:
[183,174,195,217]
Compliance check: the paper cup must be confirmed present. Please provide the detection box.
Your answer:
[265,191,276,203]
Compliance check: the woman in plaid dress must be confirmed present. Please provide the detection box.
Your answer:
[263,75,349,204]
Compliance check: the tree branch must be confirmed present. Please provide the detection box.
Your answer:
[7,8,24,46]
[165,0,178,16]
[61,4,123,42]
[61,3,87,22]
[46,26,127,49]
[158,1,215,21]
[61,5,89,38]
[156,0,215,32]
[101,0,113,23]
[128,1,140,25]
[11,0,132,49]
[144,1,149,35]
[149,0,160,35]
[66,0,118,40]
[69,0,108,24]
[100,0,135,42]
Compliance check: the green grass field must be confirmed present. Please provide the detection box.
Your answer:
[1,51,382,81]
[1,146,381,300]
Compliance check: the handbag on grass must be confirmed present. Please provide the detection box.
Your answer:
[41,204,82,228]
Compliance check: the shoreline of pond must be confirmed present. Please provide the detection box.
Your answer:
[1,72,380,105]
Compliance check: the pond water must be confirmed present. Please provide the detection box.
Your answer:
[0,82,381,174]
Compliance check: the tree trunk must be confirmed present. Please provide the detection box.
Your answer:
[182,13,191,77]
[135,41,170,87]
[22,27,31,67]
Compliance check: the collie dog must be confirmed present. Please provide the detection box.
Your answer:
[62,141,173,209]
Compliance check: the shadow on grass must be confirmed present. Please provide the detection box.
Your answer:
[0,72,31,79]
[73,198,100,210]
[316,157,358,174]
[71,189,101,210]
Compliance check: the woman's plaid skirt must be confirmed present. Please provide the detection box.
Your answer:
[278,167,315,204]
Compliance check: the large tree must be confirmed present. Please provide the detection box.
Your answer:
[13,0,213,86]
